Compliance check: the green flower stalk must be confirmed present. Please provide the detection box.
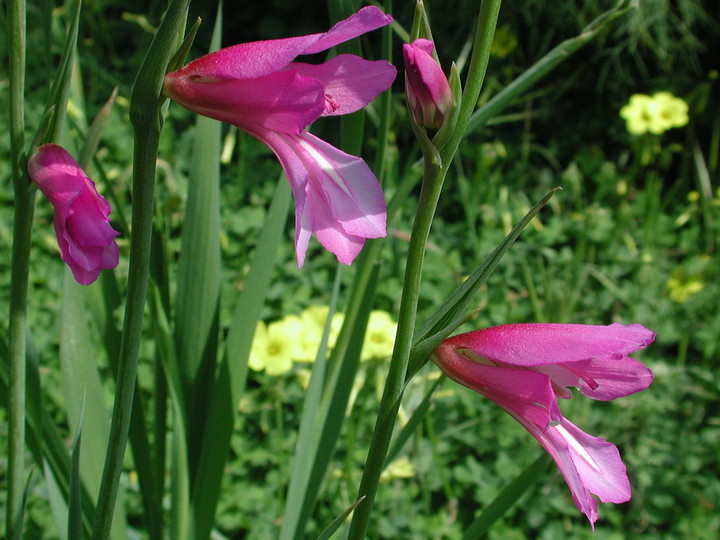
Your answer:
[91,2,190,538]
[6,1,30,539]
[346,1,502,537]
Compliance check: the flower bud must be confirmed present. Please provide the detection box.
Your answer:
[402,39,453,129]
[28,144,120,285]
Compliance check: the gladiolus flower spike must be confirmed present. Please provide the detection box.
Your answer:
[163,7,397,267]
[431,323,655,528]
[27,144,120,286]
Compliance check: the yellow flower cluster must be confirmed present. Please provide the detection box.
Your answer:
[248,307,397,376]
[619,92,689,135]
[666,273,704,303]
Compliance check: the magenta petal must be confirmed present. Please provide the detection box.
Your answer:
[303,6,393,55]
[402,39,453,128]
[289,55,397,116]
[27,145,86,205]
[447,323,655,367]
[295,132,386,238]
[166,6,392,82]
[165,70,326,134]
[260,131,386,267]
[164,7,394,268]
[536,357,654,400]
[28,144,120,285]
[433,344,560,429]
[432,322,654,527]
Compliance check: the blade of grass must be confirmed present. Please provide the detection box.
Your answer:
[385,375,444,465]
[58,68,127,540]
[6,0,29,531]
[466,1,631,134]
[190,176,292,540]
[279,264,344,539]
[317,496,366,540]
[408,188,559,376]
[40,0,81,144]
[280,253,381,540]
[68,398,85,540]
[91,1,191,537]
[150,286,190,540]
[60,271,128,540]
[6,1,82,537]
[174,6,223,477]
[1,329,96,537]
[461,453,552,539]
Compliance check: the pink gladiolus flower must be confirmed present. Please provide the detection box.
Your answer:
[402,39,453,129]
[163,7,396,267]
[431,323,655,528]
[27,144,120,285]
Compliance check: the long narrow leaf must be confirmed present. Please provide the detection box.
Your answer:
[190,176,292,540]
[174,8,223,473]
[60,271,128,540]
[0,331,96,537]
[462,453,552,539]
[279,266,344,539]
[466,2,631,134]
[281,256,381,539]
[317,496,366,540]
[150,286,190,539]
[42,0,82,143]
[68,399,85,540]
[408,188,559,377]
[385,375,444,465]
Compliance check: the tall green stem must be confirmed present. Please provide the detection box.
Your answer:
[90,1,190,538]
[346,2,501,537]
[6,1,31,539]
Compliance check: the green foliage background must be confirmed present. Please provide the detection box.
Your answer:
[1,0,719,538]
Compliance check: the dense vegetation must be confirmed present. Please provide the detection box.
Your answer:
[2,1,718,538]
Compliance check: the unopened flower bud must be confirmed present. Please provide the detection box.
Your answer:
[402,39,453,129]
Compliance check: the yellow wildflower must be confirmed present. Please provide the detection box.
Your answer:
[248,317,303,375]
[380,456,416,481]
[652,91,689,131]
[361,310,397,361]
[620,92,689,135]
[666,274,704,303]
[297,306,345,362]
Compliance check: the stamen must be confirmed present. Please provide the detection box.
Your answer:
[564,364,599,390]
[458,348,496,366]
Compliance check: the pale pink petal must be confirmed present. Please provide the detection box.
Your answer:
[304,185,365,265]
[259,131,386,267]
[554,420,631,504]
[294,132,386,238]
[523,417,631,528]
[288,55,397,116]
